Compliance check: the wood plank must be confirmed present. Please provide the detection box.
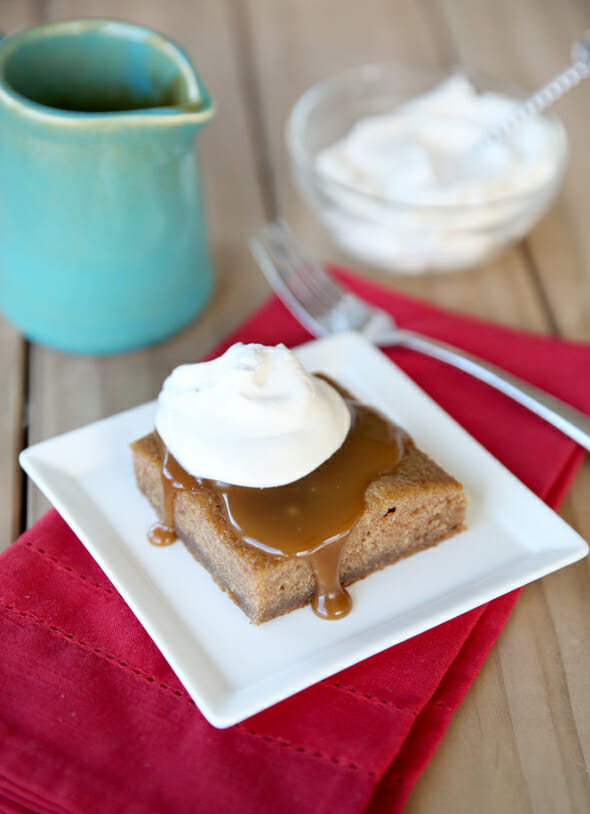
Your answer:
[0,0,44,32]
[0,317,26,551]
[245,1,590,812]
[402,1,590,811]
[437,0,590,342]
[243,0,558,336]
[26,0,269,523]
[14,3,589,813]
[512,0,590,340]
[0,1,45,550]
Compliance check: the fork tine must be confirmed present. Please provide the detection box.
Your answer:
[249,230,327,337]
[250,220,348,337]
[266,219,344,310]
[251,219,391,340]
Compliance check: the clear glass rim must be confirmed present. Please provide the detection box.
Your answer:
[286,61,569,214]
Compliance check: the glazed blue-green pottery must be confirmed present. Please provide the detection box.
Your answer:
[0,19,215,354]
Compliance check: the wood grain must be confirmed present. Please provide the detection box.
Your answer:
[0,0,45,551]
[244,0,564,336]
[438,0,590,342]
[0,1,588,811]
[404,2,590,811]
[244,1,590,812]
[0,318,26,551]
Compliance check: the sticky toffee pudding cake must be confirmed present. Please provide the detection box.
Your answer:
[130,349,467,624]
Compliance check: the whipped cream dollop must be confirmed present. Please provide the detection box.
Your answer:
[314,74,565,273]
[154,343,351,488]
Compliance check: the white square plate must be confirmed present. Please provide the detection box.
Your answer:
[19,333,588,728]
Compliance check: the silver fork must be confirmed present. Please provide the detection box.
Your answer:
[250,219,590,452]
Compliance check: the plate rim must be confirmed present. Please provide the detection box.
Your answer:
[19,332,589,727]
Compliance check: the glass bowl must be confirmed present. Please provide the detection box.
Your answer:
[286,63,568,275]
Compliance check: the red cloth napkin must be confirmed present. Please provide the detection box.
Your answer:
[1,270,588,814]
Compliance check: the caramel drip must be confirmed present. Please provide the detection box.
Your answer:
[308,538,352,620]
[148,440,187,547]
[148,384,406,620]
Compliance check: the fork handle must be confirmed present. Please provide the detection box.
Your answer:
[390,329,590,452]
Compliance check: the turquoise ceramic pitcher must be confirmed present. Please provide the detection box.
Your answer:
[0,19,215,354]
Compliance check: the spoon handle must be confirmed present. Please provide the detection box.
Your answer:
[389,329,590,452]
[472,29,590,152]
[479,64,589,150]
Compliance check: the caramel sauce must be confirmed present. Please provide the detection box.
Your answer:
[148,384,406,620]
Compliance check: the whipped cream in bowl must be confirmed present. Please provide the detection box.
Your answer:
[287,64,568,274]
[155,342,351,488]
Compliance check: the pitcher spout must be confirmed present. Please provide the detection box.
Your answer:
[151,91,214,131]
[137,26,215,130]
[162,79,215,130]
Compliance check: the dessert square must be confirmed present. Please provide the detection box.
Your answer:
[131,419,467,624]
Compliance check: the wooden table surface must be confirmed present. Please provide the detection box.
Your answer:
[1,1,589,812]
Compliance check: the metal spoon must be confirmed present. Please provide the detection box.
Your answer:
[434,30,589,183]
[472,29,590,152]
